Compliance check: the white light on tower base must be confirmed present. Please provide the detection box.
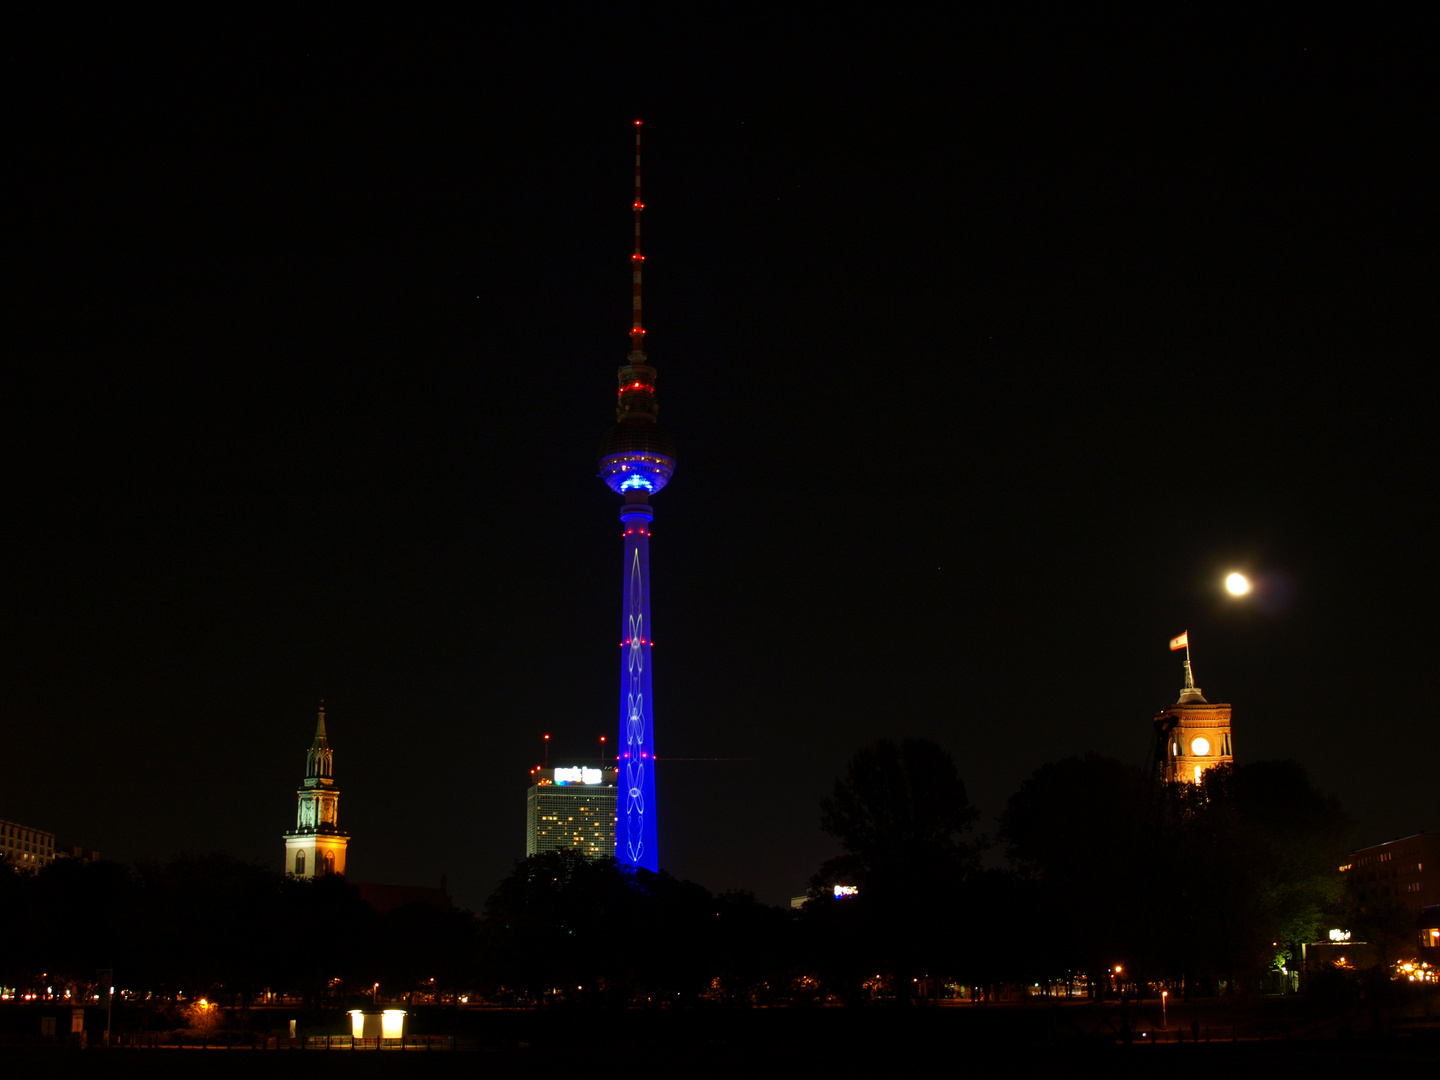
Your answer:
[1225,572,1251,596]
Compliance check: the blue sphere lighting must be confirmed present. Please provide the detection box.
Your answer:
[598,420,676,496]
[600,452,675,495]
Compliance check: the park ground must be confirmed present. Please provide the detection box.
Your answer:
[5,994,1440,1075]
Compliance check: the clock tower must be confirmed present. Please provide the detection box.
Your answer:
[1153,649,1233,784]
[283,703,349,877]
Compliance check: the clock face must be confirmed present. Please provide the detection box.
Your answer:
[1191,736,1211,756]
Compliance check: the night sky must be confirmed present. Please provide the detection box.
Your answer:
[4,9,1432,910]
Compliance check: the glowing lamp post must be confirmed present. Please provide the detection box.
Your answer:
[1161,989,1167,1029]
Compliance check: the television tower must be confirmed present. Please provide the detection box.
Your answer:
[597,120,675,872]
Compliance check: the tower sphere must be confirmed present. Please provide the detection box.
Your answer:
[598,420,676,495]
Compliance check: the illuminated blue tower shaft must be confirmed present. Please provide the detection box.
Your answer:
[618,492,658,870]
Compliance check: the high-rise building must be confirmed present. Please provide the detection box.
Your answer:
[283,703,349,877]
[1153,640,1234,784]
[596,121,675,873]
[0,817,54,870]
[1341,832,1440,923]
[526,766,619,859]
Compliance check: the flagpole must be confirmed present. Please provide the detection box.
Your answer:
[1170,631,1202,703]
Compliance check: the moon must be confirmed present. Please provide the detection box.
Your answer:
[1225,572,1251,596]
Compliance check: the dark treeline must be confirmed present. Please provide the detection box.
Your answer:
[0,855,477,1009]
[0,739,1363,1008]
[835,742,1352,999]
[803,740,1353,1002]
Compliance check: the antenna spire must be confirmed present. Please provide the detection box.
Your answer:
[630,119,645,362]
[1179,641,1207,704]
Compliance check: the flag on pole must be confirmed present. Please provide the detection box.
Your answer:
[1169,631,1188,651]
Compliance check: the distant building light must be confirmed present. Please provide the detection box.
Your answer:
[834,885,858,898]
[1329,929,1351,942]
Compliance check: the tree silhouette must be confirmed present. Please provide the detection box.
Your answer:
[813,738,982,1000]
[999,753,1150,995]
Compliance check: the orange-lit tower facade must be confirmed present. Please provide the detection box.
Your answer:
[1154,635,1234,784]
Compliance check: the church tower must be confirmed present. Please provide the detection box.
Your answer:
[1153,634,1234,784]
[283,703,349,877]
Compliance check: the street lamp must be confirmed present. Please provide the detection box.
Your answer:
[1225,571,1250,596]
[1161,989,1168,1029]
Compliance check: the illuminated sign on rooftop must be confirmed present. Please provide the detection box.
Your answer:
[554,767,605,785]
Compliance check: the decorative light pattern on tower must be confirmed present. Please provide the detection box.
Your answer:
[614,488,660,870]
[623,547,649,862]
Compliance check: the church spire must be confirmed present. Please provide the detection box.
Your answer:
[304,701,334,785]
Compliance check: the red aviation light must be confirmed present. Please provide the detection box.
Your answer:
[631,253,645,260]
